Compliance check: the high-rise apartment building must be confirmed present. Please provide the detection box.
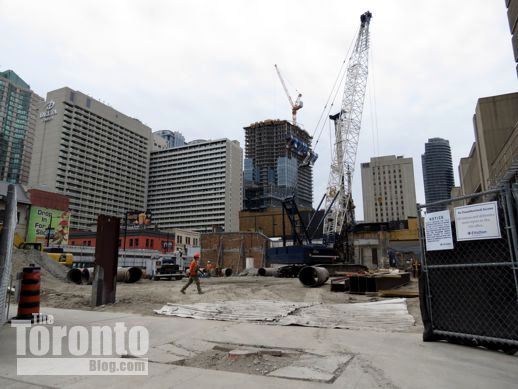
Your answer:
[361,155,417,223]
[459,92,518,195]
[147,138,242,232]
[422,138,455,211]
[29,87,153,230]
[153,130,185,149]
[243,120,313,210]
[0,70,44,184]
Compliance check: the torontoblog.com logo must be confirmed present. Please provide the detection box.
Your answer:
[11,314,149,375]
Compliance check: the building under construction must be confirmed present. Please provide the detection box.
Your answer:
[243,119,315,211]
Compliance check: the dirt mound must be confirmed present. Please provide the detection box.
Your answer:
[10,248,94,311]
[12,248,68,282]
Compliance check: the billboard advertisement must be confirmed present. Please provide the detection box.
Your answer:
[26,207,70,245]
[126,210,152,228]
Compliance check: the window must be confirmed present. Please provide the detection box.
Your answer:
[150,239,154,248]
[135,238,139,247]
[146,238,149,248]
[129,239,133,247]
[193,238,198,246]
[177,236,182,244]
[186,237,191,245]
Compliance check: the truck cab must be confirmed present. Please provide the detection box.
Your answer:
[149,254,184,281]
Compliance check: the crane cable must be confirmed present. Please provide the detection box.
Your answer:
[368,35,380,160]
[311,27,360,151]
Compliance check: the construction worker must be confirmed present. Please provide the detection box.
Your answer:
[206,261,214,276]
[412,258,421,278]
[181,253,203,294]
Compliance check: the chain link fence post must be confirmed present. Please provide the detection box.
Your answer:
[510,183,518,262]
[0,185,17,325]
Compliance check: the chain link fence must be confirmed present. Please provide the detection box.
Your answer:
[417,185,518,355]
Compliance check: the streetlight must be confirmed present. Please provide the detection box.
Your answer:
[122,210,138,252]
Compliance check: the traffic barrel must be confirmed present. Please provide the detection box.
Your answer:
[15,266,41,320]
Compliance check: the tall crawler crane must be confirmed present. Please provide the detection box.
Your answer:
[265,11,373,273]
[323,11,372,260]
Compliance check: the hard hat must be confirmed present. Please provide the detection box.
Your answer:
[208,261,211,263]
[194,253,200,259]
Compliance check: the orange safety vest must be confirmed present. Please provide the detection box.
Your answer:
[189,261,199,277]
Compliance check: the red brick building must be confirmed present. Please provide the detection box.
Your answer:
[28,189,69,211]
[69,229,176,254]
[200,232,269,271]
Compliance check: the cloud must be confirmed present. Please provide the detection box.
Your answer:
[0,0,515,219]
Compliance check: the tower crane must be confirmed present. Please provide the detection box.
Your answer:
[275,64,303,126]
[323,10,372,260]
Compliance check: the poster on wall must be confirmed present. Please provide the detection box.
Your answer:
[454,201,501,241]
[26,207,70,246]
[424,210,454,251]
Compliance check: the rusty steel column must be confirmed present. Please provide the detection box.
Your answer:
[91,215,120,306]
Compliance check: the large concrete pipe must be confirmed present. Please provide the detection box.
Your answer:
[258,267,279,277]
[116,267,143,283]
[221,268,233,277]
[298,266,330,287]
[66,268,83,284]
[81,267,95,285]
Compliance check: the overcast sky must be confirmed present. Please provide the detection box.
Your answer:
[1,0,516,219]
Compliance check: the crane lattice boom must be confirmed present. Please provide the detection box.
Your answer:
[323,11,372,251]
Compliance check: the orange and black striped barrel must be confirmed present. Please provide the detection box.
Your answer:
[16,266,41,320]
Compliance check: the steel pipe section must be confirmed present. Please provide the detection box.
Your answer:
[116,267,143,283]
[221,268,233,277]
[81,268,95,285]
[66,268,83,284]
[298,266,329,287]
[258,267,279,277]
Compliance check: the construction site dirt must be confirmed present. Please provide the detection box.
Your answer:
[11,248,423,332]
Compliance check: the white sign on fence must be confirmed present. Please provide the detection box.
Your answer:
[454,201,501,241]
[424,210,454,251]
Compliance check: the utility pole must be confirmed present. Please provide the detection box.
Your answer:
[123,211,129,252]
[46,213,53,247]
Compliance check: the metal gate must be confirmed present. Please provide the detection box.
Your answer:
[417,185,518,354]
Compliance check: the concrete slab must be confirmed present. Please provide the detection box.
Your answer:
[147,346,186,364]
[295,353,353,374]
[228,348,260,357]
[154,342,193,358]
[0,305,517,389]
[268,366,335,382]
